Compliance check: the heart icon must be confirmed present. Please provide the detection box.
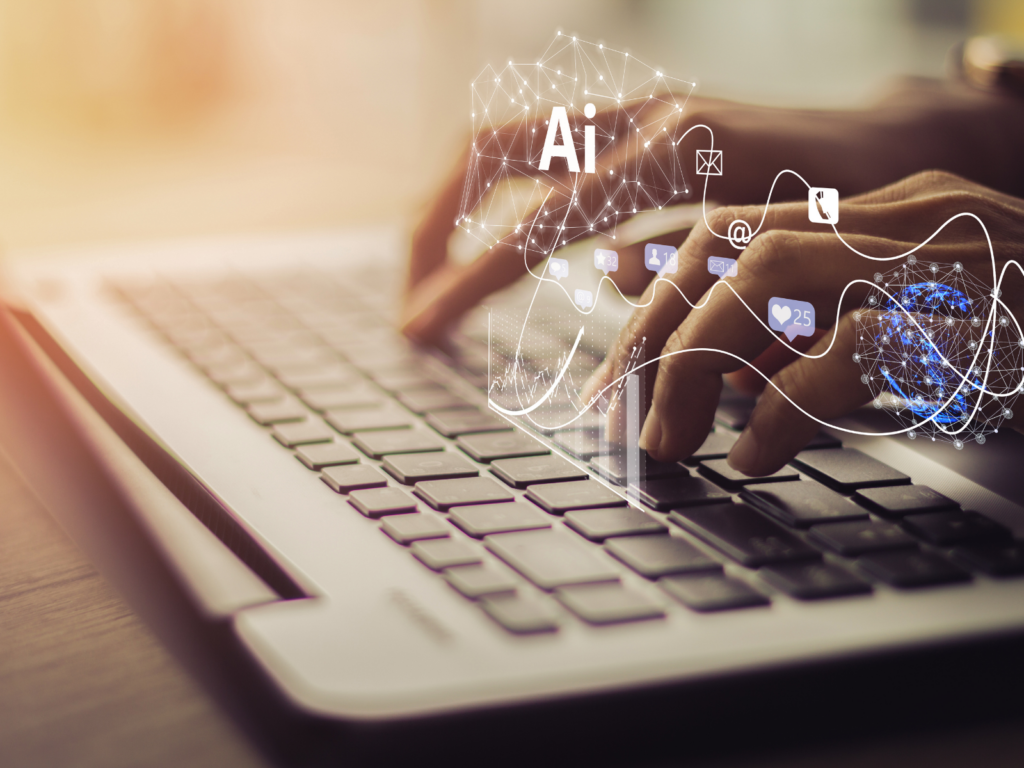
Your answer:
[771,303,792,324]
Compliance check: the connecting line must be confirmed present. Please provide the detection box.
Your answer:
[528,347,989,438]
[482,90,1022,438]
[489,326,585,416]
[502,197,1024,435]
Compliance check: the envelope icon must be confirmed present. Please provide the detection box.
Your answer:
[707,256,738,278]
[696,149,723,176]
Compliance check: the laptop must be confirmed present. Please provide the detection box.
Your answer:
[5,226,1024,763]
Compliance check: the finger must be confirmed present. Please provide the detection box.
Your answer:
[727,310,871,476]
[640,231,915,461]
[725,330,826,396]
[581,199,815,407]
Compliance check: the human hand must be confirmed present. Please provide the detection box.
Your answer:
[581,170,1024,475]
[399,88,934,343]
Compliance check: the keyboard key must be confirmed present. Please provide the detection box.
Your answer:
[278,367,359,391]
[854,485,959,518]
[449,502,551,538]
[206,360,265,386]
[551,428,606,460]
[271,419,334,447]
[226,379,285,404]
[808,520,917,556]
[348,487,419,518]
[760,562,872,600]
[526,480,627,514]
[682,430,738,466]
[605,535,721,579]
[326,409,413,434]
[490,455,587,489]
[901,510,1011,546]
[294,441,360,470]
[398,388,472,414]
[372,372,442,393]
[321,464,388,493]
[247,398,307,425]
[445,565,518,599]
[426,409,512,437]
[456,432,549,462]
[555,583,665,624]
[858,550,971,588]
[805,432,843,450]
[715,398,754,430]
[381,513,450,544]
[792,448,910,493]
[564,508,667,542]
[480,596,559,634]
[631,476,732,511]
[414,477,514,510]
[589,451,688,485]
[411,539,482,571]
[660,573,769,612]
[670,504,820,567]
[251,346,335,369]
[300,389,385,412]
[352,430,445,460]
[742,482,869,528]
[486,529,620,590]
[952,542,1024,576]
[698,459,800,489]
[383,453,479,484]
[188,344,247,368]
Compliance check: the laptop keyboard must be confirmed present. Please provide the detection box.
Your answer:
[105,270,1024,635]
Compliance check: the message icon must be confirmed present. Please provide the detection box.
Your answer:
[645,243,678,275]
[574,289,593,309]
[808,187,839,224]
[594,248,619,275]
[696,149,723,176]
[707,256,738,278]
[548,257,569,280]
[768,297,816,342]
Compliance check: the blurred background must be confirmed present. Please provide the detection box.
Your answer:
[0,0,1021,252]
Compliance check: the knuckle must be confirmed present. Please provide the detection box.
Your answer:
[912,169,964,189]
[703,206,734,235]
[744,229,802,275]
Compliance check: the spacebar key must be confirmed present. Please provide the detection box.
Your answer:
[486,529,620,590]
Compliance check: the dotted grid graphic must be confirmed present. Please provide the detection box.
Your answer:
[855,256,1024,447]
[457,32,696,258]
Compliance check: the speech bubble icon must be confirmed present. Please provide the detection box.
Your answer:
[708,256,738,278]
[548,257,569,280]
[768,297,816,342]
[645,243,678,274]
[594,248,619,275]
[574,289,593,309]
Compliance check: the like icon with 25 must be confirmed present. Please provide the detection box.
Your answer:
[768,297,815,342]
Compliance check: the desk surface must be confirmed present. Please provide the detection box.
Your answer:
[2,447,1024,768]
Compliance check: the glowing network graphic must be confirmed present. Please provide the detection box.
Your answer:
[457,32,696,258]
[854,258,1024,447]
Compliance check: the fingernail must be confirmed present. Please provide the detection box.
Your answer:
[728,427,760,475]
[638,402,662,456]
